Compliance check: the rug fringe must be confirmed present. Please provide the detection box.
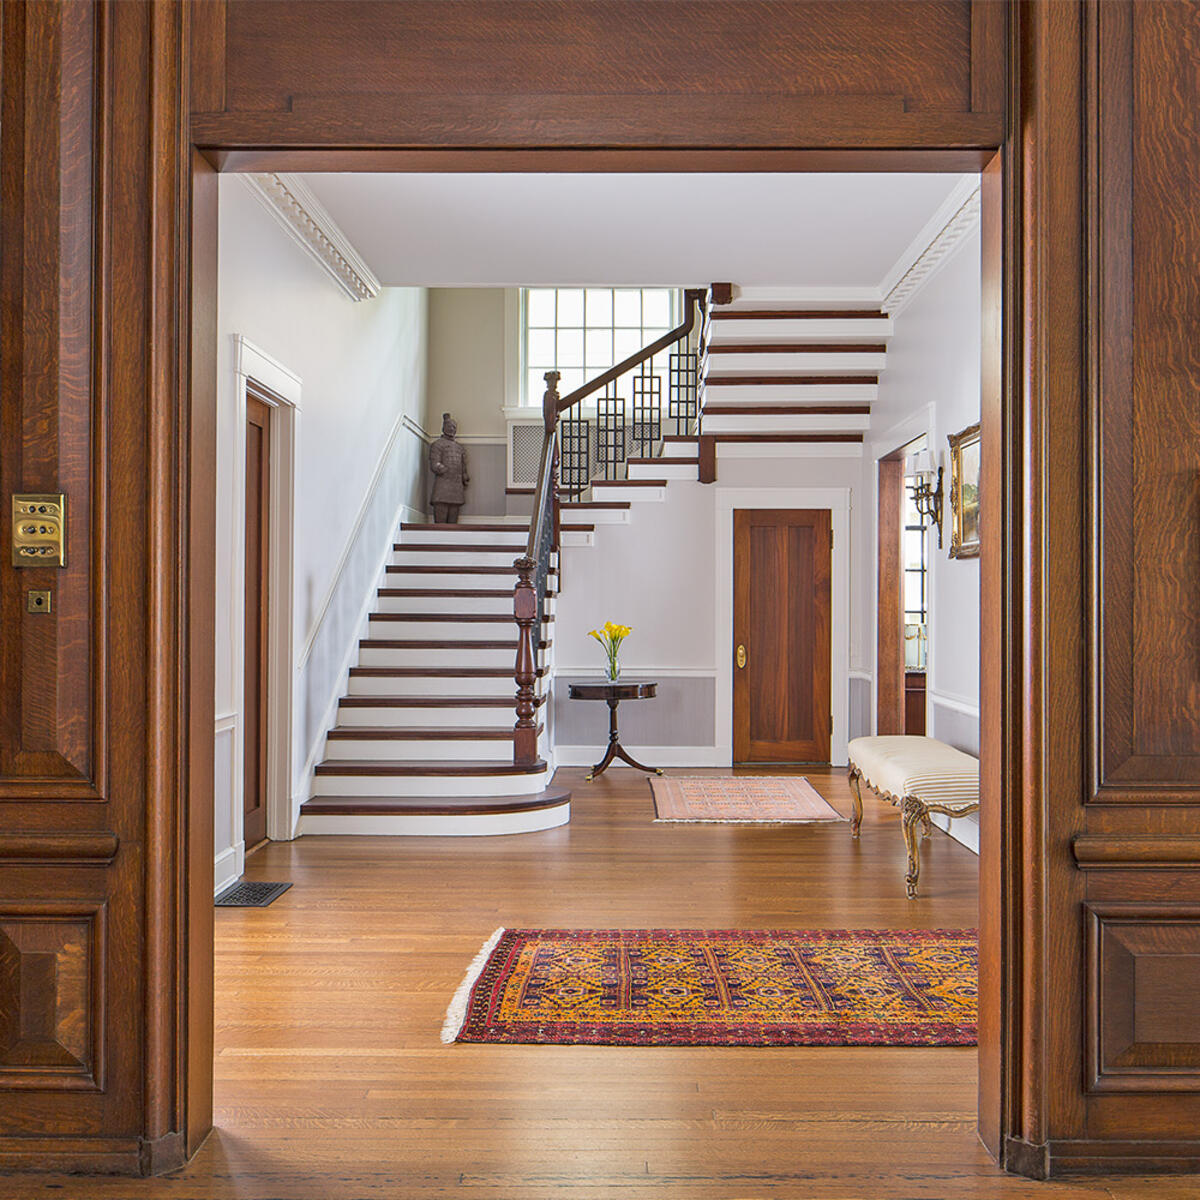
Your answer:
[441,926,505,1044]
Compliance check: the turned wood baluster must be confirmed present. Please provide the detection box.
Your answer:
[513,556,539,765]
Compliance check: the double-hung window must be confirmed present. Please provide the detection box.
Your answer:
[522,287,678,405]
[902,483,928,670]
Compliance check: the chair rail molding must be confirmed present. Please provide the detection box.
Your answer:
[241,173,382,302]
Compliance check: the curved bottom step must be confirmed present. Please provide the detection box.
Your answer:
[298,787,571,837]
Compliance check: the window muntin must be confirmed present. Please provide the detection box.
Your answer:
[902,483,928,670]
[523,287,678,404]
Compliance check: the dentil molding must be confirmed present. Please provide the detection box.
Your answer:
[242,173,382,302]
[882,186,982,316]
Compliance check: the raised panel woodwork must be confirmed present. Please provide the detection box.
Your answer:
[1087,906,1200,1093]
[0,0,101,796]
[0,902,104,1089]
[1090,0,1200,803]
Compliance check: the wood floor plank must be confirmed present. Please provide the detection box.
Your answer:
[5,766,1190,1197]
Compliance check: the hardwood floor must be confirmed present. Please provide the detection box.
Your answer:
[10,767,1196,1197]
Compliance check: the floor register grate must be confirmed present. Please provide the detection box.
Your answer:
[214,881,292,908]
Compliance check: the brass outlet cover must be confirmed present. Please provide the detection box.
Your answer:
[12,494,66,568]
[26,590,52,614]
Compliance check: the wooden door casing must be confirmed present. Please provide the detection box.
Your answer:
[733,509,832,764]
[242,395,270,850]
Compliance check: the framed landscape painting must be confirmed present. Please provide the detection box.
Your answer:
[948,422,981,559]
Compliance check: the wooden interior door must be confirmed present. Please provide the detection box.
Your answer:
[243,394,271,849]
[733,509,832,763]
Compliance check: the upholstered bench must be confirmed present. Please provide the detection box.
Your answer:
[847,735,980,898]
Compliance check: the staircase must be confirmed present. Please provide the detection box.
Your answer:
[299,522,570,836]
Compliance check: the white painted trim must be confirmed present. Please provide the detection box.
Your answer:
[882,182,982,317]
[293,501,427,824]
[928,688,981,720]
[213,842,245,897]
[299,417,424,667]
[930,811,980,856]
[299,803,570,838]
[241,174,381,302]
[554,665,717,678]
[849,669,873,683]
[504,288,522,411]
[723,286,882,309]
[230,337,302,846]
[554,745,727,768]
[716,442,864,461]
[714,488,852,768]
[403,412,504,447]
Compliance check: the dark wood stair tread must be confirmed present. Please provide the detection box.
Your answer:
[710,308,885,320]
[377,588,557,598]
[702,403,871,415]
[326,725,539,741]
[301,787,571,817]
[708,342,886,354]
[400,522,530,531]
[385,564,558,575]
[392,543,527,553]
[702,432,864,444]
[358,638,547,650]
[592,478,667,488]
[314,758,548,777]
[704,374,879,386]
[628,456,698,466]
[350,666,545,678]
[369,612,554,623]
[560,500,631,510]
[339,695,534,708]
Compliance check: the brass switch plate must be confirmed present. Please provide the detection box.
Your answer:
[12,494,66,567]
[26,590,52,614]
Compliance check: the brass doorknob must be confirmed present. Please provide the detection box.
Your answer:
[736,644,747,669]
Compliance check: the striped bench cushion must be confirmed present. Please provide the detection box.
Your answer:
[848,735,979,812]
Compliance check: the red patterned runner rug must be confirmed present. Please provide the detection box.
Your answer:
[650,775,844,823]
[442,928,977,1047]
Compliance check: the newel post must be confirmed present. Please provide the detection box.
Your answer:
[513,556,539,765]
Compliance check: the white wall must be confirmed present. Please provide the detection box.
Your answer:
[213,176,428,893]
[554,452,864,767]
[867,227,982,850]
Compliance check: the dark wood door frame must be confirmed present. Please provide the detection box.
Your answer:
[875,455,906,735]
[7,0,1198,1184]
[242,394,271,851]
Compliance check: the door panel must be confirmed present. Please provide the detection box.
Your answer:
[243,396,270,849]
[733,509,831,763]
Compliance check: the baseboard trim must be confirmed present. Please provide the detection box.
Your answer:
[1005,1134,1200,1179]
[0,1135,144,1176]
[553,745,727,768]
[213,840,245,896]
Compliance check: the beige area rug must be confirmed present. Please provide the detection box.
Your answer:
[649,776,845,824]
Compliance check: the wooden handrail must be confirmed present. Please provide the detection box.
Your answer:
[513,289,707,765]
[554,288,706,417]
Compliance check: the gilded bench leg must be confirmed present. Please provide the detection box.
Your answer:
[921,812,933,839]
[848,767,864,838]
[901,795,926,898]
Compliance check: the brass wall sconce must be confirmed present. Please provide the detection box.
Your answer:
[907,451,944,548]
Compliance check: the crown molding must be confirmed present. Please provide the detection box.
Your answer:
[881,181,981,317]
[242,173,382,302]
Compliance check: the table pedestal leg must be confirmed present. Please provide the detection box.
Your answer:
[586,698,665,780]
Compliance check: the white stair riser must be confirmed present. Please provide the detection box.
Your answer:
[707,317,893,343]
[706,351,885,374]
[312,767,552,798]
[367,618,531,639]
[357,646,544,669]
[659,441,698,459]
[561,507,630,524]
[322,737,512,762]
[348,674,539,697]
[399,528,527,546]
[560,530,593,548]
[701,413,871,435]
[299,802,570,838]
[375,594,555,615]
[589,486,666,504]
[626,462,697,481]
[386,570,539,590]
[390,549,529,569]
[701,382,877,404]
[338,704,517,728]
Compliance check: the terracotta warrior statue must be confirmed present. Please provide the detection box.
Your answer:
[429,412,469,524]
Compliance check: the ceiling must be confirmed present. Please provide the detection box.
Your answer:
[298,173,976,290]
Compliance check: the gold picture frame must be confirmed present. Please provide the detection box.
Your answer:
[947,422,981,559]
